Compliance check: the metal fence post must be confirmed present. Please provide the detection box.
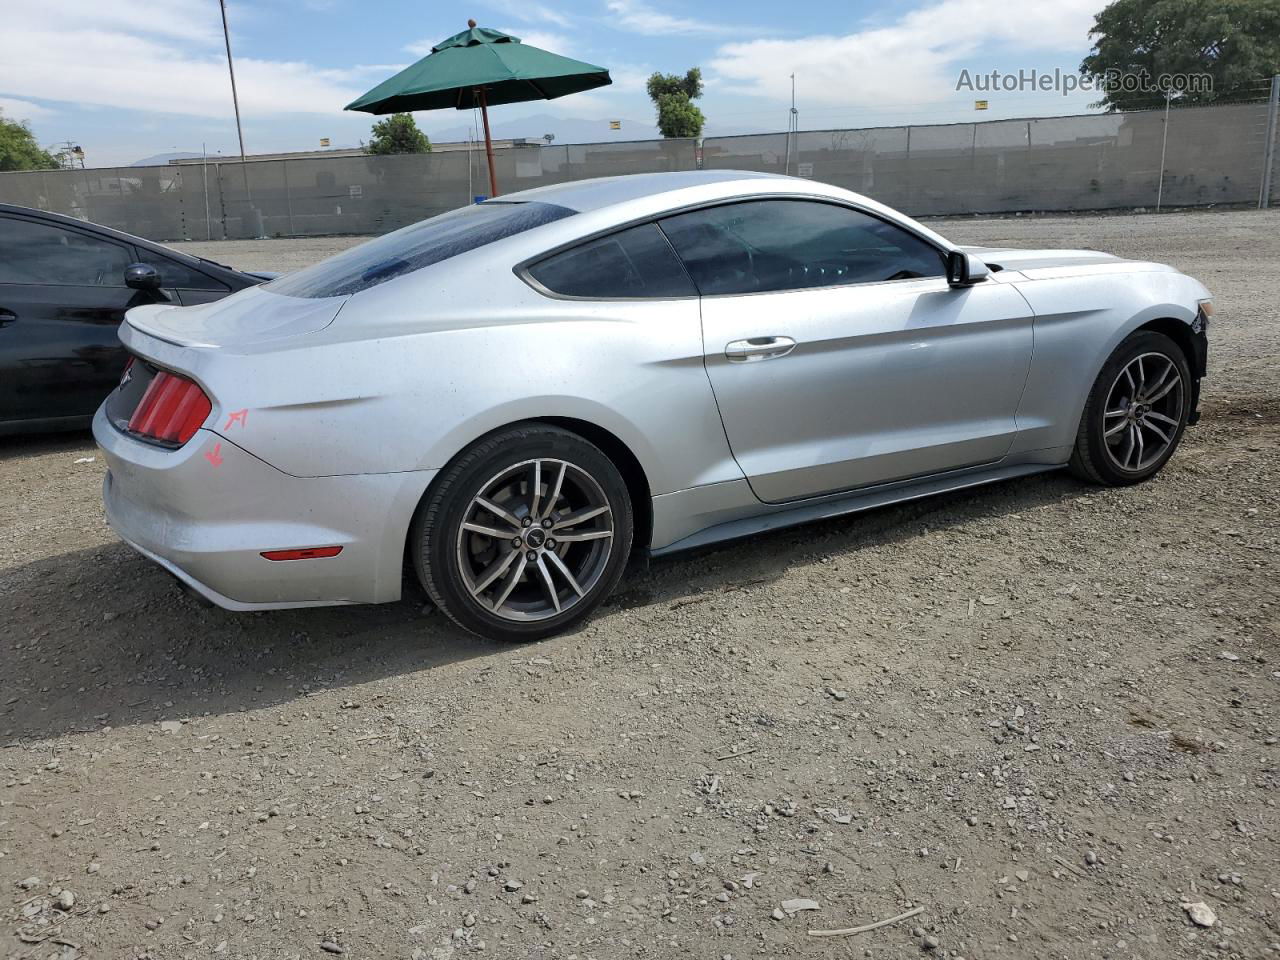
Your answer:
[1259,74,1280,209]
[283,159,295,236]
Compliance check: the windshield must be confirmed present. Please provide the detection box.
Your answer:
[265,201,577,299]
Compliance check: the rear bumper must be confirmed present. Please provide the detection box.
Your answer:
[94,404,436,609]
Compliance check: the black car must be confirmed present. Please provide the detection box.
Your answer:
[0,204,273,435]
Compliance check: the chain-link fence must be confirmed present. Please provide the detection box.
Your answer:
[2,94,1277,242]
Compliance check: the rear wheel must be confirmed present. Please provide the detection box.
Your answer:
[1069,330,1192,486]
[412,423,633,641]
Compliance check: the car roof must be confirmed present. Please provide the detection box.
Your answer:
[501,170,792,213]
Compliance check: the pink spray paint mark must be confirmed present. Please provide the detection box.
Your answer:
[224,408,248,430]
[205,442,224,468]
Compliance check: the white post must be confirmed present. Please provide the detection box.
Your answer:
[201,143,211,241]
[1259,75,1280,209]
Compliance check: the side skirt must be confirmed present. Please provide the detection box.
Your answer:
[649,461,1061,557]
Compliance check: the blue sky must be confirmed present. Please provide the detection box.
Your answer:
[2,0,1105,167]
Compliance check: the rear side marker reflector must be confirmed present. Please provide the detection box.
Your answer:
[127,370,211,445]
[261,546,344,561]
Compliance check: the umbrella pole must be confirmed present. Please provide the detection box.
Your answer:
[477,87,499,197]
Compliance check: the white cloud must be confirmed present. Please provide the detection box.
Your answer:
[507,29,574,55]
[484,0,573,28]
[709,0,1098,107]
[0,97,54,122]
[0,0,363,120]
[603,0,721,35]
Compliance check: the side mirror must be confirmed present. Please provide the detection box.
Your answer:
[946,250,990,288]
[125,262,162,291]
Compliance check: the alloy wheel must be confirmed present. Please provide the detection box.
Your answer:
[455,458,614,622]
[1102,351,1184,473]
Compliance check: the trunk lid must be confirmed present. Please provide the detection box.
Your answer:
[125,284,347,350]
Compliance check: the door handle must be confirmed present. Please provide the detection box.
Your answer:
[725,335,796,362]
[0,309,15,328]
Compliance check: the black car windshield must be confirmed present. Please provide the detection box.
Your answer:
[266,201,577,299]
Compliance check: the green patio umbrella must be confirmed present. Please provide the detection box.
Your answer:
[345,20,611,197]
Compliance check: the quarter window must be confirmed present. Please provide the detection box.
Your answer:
[138,256,230,292]
[527,223,695,299]
[0,216,131,286]
[659,200,945,296]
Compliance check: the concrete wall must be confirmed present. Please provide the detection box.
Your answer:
[2,102,1276,242]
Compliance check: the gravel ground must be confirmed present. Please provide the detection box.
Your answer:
[2,208,1277,960]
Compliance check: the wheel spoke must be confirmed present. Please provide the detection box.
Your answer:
[529,460,542,520]
[1146,411,1178,428]
[541,462,567,520]
[470,549,519,597]
[491,555,528,612]
[1131,422,1144,467]
[534,555,561,613]
[1145,372,1181,403]
[545,550,585,597]
[553,504,610,531]
[462,521,512,539]
[1104,418,1128,438]
[554,530,614,543]
[1135,356,1146,395]
[1104,407,1128,419]
[474,496,522,531]
[1143,417,1172,444]
[1138,361,1173,402]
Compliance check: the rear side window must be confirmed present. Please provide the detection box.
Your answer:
[266,201,577,299]
[526,223,695,299]
[0,215,131,286]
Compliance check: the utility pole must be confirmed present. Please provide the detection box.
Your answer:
[219,0,262,236]
[784,73,799,176]
[1155,88,1171,212]
[1260,74,1279,209]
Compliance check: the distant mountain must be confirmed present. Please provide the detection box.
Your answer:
[425,113,654,145]
[422,112,769,146]
[131,151,204,167]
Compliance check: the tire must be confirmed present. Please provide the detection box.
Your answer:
[411,423,634,641]
[1069,330,1192,486]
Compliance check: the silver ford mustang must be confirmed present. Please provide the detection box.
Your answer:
[94,171,1212,641]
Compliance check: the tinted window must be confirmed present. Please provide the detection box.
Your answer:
[0,216,131,286]
[266,201,577,299]
[527,223,695,299]
[659,200,945,296]
[138,255,230,292]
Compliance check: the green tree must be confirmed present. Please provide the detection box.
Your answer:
[1082,0,1280,110]
[646,67,706,138]
[0,110,60,172]
[367,113,432,154]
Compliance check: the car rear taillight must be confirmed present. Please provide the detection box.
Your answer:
[126,370,211,445]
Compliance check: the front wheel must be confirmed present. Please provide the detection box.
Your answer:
[1069,330,1192,486]
[411,423,634,641]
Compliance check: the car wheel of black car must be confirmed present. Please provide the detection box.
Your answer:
[1069,330,1192,486]
[412,423,634,641]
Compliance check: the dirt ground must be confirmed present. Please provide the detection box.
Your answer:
[2,208,1277,960]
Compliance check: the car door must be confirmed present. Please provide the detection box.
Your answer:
[659,199,1035,503]
[0,214,145,427]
